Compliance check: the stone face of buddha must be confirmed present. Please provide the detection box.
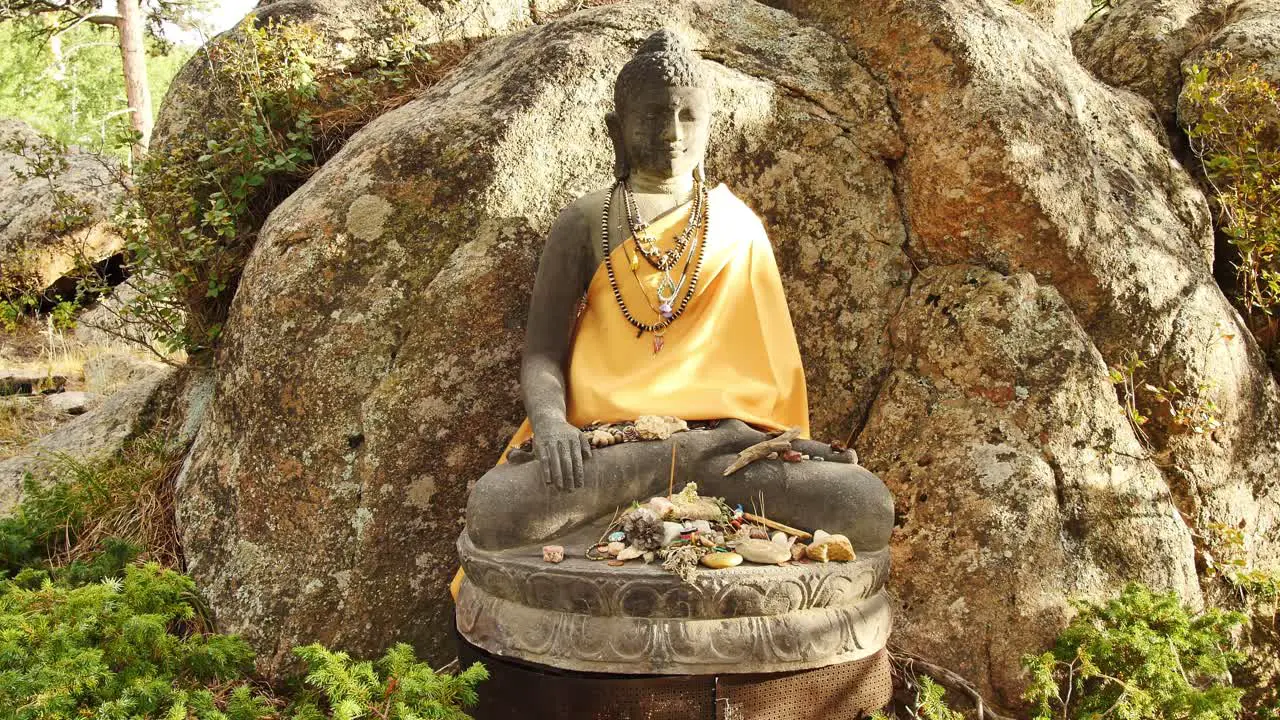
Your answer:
[614,84,711,183]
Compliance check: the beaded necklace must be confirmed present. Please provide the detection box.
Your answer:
[622,178,704,272]
[601,179,709,353]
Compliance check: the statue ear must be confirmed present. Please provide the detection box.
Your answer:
[605,112,629,179]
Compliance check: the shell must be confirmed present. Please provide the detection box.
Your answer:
[586,429,616,447]
[634,415,690,440]
[606,541,626,557]
[700,552,744,569]
[542,545,565,563]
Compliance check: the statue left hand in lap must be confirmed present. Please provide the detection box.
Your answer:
[465,29,893,553]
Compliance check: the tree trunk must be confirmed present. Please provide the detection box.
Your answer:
[115,0,151,162]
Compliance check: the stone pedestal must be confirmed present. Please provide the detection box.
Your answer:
[455,519,892,675]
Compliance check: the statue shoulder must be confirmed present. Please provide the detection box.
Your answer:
[710,184,767,237]
[555,187,612,231]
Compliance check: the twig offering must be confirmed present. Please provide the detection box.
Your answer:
[668,443,677,498]
[722,427,802,475]
[741,512,812,540]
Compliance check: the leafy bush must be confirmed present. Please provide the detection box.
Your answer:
[1181,53,1280,371]
[0,431,487,720]
[1023,583,1247,720]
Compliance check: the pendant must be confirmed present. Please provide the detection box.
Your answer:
[659,302,673,320]
[656,272,677,303]
[653,334,665,354]
[628,247,639,270]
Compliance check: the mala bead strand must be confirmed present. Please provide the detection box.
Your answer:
[601,181,708,336]
[622,178,705,272]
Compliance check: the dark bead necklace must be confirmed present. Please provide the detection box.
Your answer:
[622,178,705,272]
[601,180,708,346]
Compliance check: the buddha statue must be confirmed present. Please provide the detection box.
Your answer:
[455,33,896,709]
[463,29,893,553]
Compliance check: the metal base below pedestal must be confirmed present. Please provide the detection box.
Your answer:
[456,631,893,720]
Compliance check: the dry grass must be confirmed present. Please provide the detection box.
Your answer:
[41,432,187,570]
[0,397,65,460]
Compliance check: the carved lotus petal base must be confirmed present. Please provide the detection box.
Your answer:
[455,525,892,675]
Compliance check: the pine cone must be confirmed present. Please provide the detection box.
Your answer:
[621,507,664,551]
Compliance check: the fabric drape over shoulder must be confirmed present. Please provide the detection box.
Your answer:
[506,183,809,454]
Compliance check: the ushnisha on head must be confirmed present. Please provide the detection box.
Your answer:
[608,29,714,181]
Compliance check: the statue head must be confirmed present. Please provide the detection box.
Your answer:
[608,29,714,181]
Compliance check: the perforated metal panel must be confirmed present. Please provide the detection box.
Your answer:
[458,631,890,719]
[716,650,892,720]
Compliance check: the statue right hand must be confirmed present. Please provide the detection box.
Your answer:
[533,421,592,490]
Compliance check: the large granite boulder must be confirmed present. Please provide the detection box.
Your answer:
[1189,0,1280,83]
[773,0,1280,701]
[0,120,123,297]
[177,0,907,676]
[175,0,1280,707]
[153,0,573,152]
[1072,0,1233,125]
[860,266,1200,704]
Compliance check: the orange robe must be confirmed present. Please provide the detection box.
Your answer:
[451,184,809,600]
[508,183,809,449]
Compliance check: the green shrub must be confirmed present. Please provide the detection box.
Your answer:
[0,562,257,719]
[1023,583,1247,720]
[0,428,487,719]
[0,562,488,720]
[1181,53,1280,371]
[292,644,488,720]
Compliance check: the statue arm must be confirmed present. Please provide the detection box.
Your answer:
[520,203,593,489]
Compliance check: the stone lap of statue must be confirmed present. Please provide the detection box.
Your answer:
[464,29,893,555]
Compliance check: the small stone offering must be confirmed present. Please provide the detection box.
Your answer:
[617,545,644,561]
[700,551,743,569]
[542,545,565,563]
[735,538,791,564]
[806,531,855,562]
[607,541,626,557]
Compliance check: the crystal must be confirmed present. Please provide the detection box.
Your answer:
[653,335,665,354]
[659,302,673,319]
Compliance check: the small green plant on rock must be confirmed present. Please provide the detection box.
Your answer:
[1204,522,1280,610]
[117,12,469,360]
[1022,583,1247,720]
[1182,53,1280,371]
[1108,350,1225,450]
